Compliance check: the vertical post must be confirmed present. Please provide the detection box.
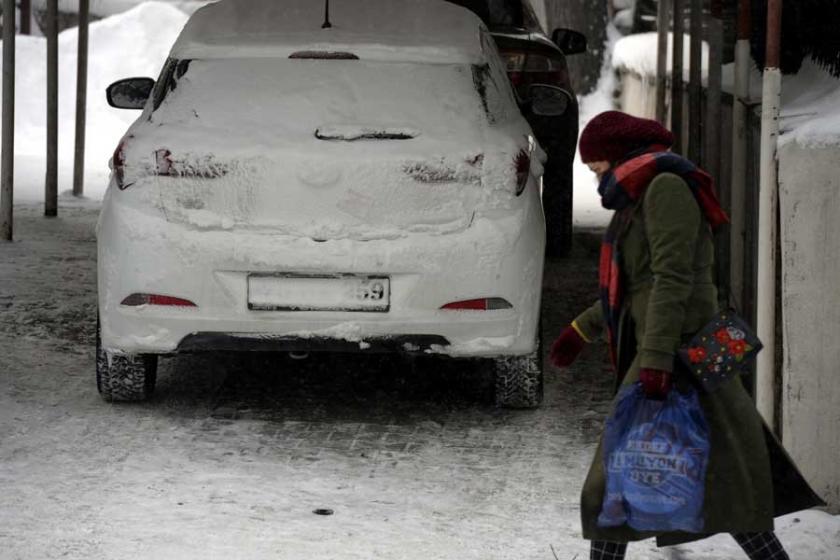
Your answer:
[45,0,58,216]
[731,0,752,311]
[688,0,703,164]
[20,0,31,35]
[707,3,727,304]
[706,7,723,183]
[1,0,16,241]
[671,0,685,152]
[72,0,89,197]
[756,0,783,427]
[655,0,671,125]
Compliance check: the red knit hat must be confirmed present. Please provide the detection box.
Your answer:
[579,111,675,163]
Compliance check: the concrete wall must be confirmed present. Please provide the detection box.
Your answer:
[779,142,840,511]
[530,0,548,31]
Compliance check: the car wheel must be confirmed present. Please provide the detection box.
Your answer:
[543,159,574,258]
[494,331,544,409]
[96,318,158,402]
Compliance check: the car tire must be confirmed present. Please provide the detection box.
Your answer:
[542,159,574,258]
[96,318,158,402]
[494,330,544,409]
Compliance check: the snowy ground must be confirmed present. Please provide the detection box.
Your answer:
[2,204,839,559]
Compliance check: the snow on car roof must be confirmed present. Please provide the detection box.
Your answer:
[170,0,487,64]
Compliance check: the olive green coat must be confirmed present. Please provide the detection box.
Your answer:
[574,173,776,545]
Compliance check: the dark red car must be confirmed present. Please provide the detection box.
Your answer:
[448,0,587,256]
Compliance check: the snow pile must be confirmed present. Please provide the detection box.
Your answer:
[0,2,189,201]
[612,31,709,83]
[572,24,622,228]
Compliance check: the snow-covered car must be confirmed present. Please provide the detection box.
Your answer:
[98,0,565,408]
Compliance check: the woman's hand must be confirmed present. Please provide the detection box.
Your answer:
[549,325,587,368]
[639,368,672,399]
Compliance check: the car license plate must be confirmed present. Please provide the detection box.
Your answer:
[247,274,390,312]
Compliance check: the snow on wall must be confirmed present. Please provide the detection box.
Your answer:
[612,32,840,149]
[777,62,840,148]
[611,32,709,84]
[0,2,190,201]
[779,141,840,511]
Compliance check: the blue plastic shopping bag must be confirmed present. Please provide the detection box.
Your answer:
[597,383,710,533]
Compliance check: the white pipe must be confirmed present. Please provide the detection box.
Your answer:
[756,67,782,425]
[730,39,751,309]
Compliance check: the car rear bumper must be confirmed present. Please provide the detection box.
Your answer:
[97,181,546,358]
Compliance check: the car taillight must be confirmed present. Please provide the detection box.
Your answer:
[403,154,483,184]
[500,50,569,96]
[441,298,513,311]
[111,139,129,189]
[153,148,227,179]
[155,149,173,175]
[515,150,530,196]
[121,293,197,307]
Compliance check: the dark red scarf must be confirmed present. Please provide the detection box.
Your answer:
[598,150,729,375]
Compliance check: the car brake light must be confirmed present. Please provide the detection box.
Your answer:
[501,51,567,75]
[111,139,129,189]
[121,294,197,307]
[155,149,173,175]
[515,150,530,196]
[153,148,227,179]
[441,298,513,311]
[500,50,569,97]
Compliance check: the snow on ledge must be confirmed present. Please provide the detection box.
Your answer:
[612,32,709,84]
[778,61,840,149]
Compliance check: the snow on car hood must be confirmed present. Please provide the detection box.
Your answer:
[119,58,532,240]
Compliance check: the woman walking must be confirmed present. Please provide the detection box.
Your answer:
[550,111,822,559]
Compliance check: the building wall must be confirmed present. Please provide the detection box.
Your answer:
[779,142,840,512]
[530,0,548,30]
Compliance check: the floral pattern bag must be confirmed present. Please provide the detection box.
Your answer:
[678,310,763,392]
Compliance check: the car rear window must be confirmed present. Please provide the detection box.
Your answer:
[150,58,514,134]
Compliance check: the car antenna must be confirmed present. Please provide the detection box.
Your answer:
[321,0,332,29]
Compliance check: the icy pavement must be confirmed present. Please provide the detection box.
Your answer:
[1,204,838,560]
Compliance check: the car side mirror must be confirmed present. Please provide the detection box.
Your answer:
[527,84,572,117]
[106,77,155,109]
[551,28,587,55]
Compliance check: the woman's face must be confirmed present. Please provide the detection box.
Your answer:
[587,161,611,180]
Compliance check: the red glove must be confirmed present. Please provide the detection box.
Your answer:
[549,325,587,368]
[639,368,673,399]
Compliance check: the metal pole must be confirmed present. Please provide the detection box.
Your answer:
[45,0,58,216]
[688,0,703,164]
[671,0,685,153]
[730,0,752,311]
[20,0,31,35]
[72,0,89,197]
[707,6,727,305]
[655,0,671,125]
[756,0,783,427]
[1,0,16,241]
[706,3,723,185]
